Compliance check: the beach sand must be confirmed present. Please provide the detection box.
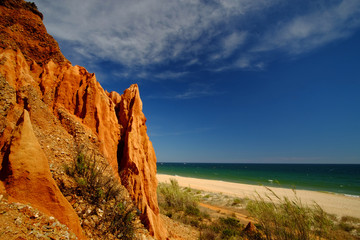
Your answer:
[157,174,360,219]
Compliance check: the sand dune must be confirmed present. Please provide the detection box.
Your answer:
[157,174,360,219]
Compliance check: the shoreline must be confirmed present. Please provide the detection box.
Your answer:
[157,172,360,198]
[157,174,360,219]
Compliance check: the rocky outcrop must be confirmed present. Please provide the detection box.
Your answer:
[0,110,85,239]
[113,85,168,240]
[40,61,121,177]
[0,0,167,239]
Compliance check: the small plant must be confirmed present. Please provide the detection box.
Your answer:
[232,198,245,206]
[104,202,137,240]
[65,152,122,204]
[157,179,211,229]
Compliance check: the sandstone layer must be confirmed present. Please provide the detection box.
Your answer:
[112,85,163,237]
[0,110,85,239]
[0,1,167,239]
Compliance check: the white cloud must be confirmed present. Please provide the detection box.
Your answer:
[223,32,247,56]
[211,31,248,60]
[34,0,276,67]
[253,0,360,54]
[33,0,360,72]
[147,82,223,100]
[154,71,189,80]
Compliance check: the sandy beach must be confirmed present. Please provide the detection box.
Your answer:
[157,174,360,219]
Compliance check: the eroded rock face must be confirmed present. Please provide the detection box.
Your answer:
[0,0,167,239]
[0,110,85,239]
[39,61,121,177]
[115,85,168,240]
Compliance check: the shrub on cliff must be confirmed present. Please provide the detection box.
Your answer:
[246,188,334,240]
[63,152,138,239]
[65,153,122,204]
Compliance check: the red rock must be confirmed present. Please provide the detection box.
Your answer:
[0,110,85,239]
[0,0,168,238]
[40,62,121,177]
[244,221,257,233]
[117,85,168,240]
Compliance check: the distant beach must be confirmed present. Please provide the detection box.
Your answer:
[157,163,360,196]
[157,174,360,219]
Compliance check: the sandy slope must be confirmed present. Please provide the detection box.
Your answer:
[157,174,360,219]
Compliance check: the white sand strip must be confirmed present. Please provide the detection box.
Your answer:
[157,174,360,219]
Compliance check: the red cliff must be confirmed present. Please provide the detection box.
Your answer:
[111,85,167,239]
[0,0,168,239]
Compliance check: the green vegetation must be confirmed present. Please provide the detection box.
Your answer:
[158,181,360,240]
[232,198,245,206]
[244,189,360,240]
[65,153,122,204]
[62,152,138,239]
[157,179,210,227]
[199,217,243,240]
[335,215,360,238]
[246,188,334,240]
[157,179,199,212]
[157,179,254,239]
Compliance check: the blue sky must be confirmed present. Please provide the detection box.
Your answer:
[33,0,360,163]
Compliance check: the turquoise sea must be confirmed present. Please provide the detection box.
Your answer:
[157,163,360,197]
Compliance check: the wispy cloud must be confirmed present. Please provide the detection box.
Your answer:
[173,88,218,100]
[147,82,223,100]
[253,0,360,55]
[149,127,214,137]
[154,71,189,80]
[210,31,248,60]
[34,0,360,73]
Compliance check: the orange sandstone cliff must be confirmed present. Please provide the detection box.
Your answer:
[0,0,168,239]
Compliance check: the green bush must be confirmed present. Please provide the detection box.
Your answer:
[246,188,334,240]
[65,152,123,204]
[232,198,245,206]
[341,216,360,224]
[157,179,199,212]
[63,152,138,239]
[199,216,244,240]
[105,202,137,240]
[220,217,241,228]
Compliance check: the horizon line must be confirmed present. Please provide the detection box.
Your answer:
[157,162,360,165]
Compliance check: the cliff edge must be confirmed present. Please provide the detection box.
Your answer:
[0,1,168,239]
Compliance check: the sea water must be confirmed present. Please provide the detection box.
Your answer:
[157,163,360,197]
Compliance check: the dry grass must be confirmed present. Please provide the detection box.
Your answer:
[246,188,334,240]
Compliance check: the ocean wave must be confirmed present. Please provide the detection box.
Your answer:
[344,194,360,198]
